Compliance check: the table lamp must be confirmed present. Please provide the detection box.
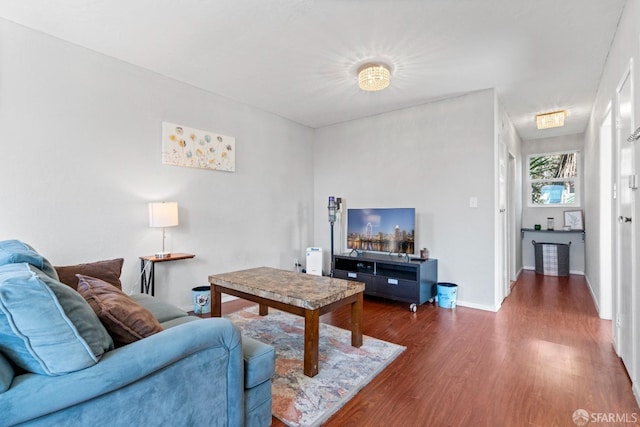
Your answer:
[149,202,179,258]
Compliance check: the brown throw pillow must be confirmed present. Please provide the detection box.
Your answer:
[55,259,124,291]
[75,274,163,346]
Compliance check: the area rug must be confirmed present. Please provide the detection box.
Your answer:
[225,306,405,427]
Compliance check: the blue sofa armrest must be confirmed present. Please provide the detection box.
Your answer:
[1,318,244,426]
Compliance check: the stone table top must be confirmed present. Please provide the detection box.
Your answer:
[209,266,365,310]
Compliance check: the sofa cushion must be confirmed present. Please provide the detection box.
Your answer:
[241,335,275,389]
[0,239,58,280]
[159,315,200,329]
[130,293,189,323]
[76,275,163,346]
[0,263,114,375]
[245,380,273,426]
[0,352,14,393]
[55,258,124,291]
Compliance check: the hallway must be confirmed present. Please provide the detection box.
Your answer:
[488,271,638,425]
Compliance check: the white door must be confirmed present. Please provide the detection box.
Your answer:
[614,65,636,381]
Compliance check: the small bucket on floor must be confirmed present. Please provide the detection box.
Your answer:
[437,283,458,309]
[192,286,211,315]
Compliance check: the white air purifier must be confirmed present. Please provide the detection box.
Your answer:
[306,247,323,276]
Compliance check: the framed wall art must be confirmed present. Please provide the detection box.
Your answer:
[563,209,584,231]
[162,122,235,172]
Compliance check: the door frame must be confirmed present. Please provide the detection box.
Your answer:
[496,139,515,306]
[613,59,636,383]
[508,151,517,284]
[599,105,613,321]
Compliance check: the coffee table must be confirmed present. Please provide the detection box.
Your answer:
[209,267,365,377]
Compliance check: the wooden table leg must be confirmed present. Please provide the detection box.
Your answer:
[351,292,363,347]
[304,308,320,377]
[259,304,269,316]
[210,284,222,317]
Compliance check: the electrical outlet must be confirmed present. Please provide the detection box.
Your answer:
[469,197,478,208]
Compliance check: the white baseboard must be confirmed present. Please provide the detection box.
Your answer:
[454,300,500,312]
[522,266,584,275]
[634,381,640,409]
[583,274,609,319]
[515,267,523,280]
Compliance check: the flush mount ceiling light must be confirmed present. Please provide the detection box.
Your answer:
[358,63,390,91]
[536,110,567,130]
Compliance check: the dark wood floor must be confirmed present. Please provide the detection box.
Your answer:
[222,271,639,426]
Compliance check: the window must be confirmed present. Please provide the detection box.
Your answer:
[527,151,580,206]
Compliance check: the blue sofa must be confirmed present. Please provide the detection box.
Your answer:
[0,240,275,426]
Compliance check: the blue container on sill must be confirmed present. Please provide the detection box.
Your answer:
[437,283,458,309]
[192,286,211,315]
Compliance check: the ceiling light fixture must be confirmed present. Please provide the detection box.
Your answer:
[536,110,567,130]
[358,63,390,91]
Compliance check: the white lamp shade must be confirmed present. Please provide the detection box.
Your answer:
[149,202,179,228]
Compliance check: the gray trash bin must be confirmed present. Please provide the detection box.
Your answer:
[533,240,570,276]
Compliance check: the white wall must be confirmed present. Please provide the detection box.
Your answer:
[0,19,519,314]
[313,90,499,310]
[583,0,640,404]
[584,0,640,318]
[0,19,315,310]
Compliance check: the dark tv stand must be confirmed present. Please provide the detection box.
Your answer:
[333,252,438,311]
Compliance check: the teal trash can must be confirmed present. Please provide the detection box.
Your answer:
[437,283,458,309]
[192,286,211,315]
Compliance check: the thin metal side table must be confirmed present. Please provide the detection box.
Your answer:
[139,253,195,296]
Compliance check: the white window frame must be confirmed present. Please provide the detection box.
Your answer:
[527,150,581,207]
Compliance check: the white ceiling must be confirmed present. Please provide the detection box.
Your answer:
[0,0,627,140]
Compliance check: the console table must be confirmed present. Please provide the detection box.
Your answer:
[139,253,195,296]
[333,253,438,311]
[521,228,585,275]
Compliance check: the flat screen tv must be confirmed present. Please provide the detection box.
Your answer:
[346,208,416,255]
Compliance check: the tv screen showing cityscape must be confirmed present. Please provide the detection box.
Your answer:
[346,208,415,254]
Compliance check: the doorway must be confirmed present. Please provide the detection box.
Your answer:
[497,140,516,305]
[499,141,509,301]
